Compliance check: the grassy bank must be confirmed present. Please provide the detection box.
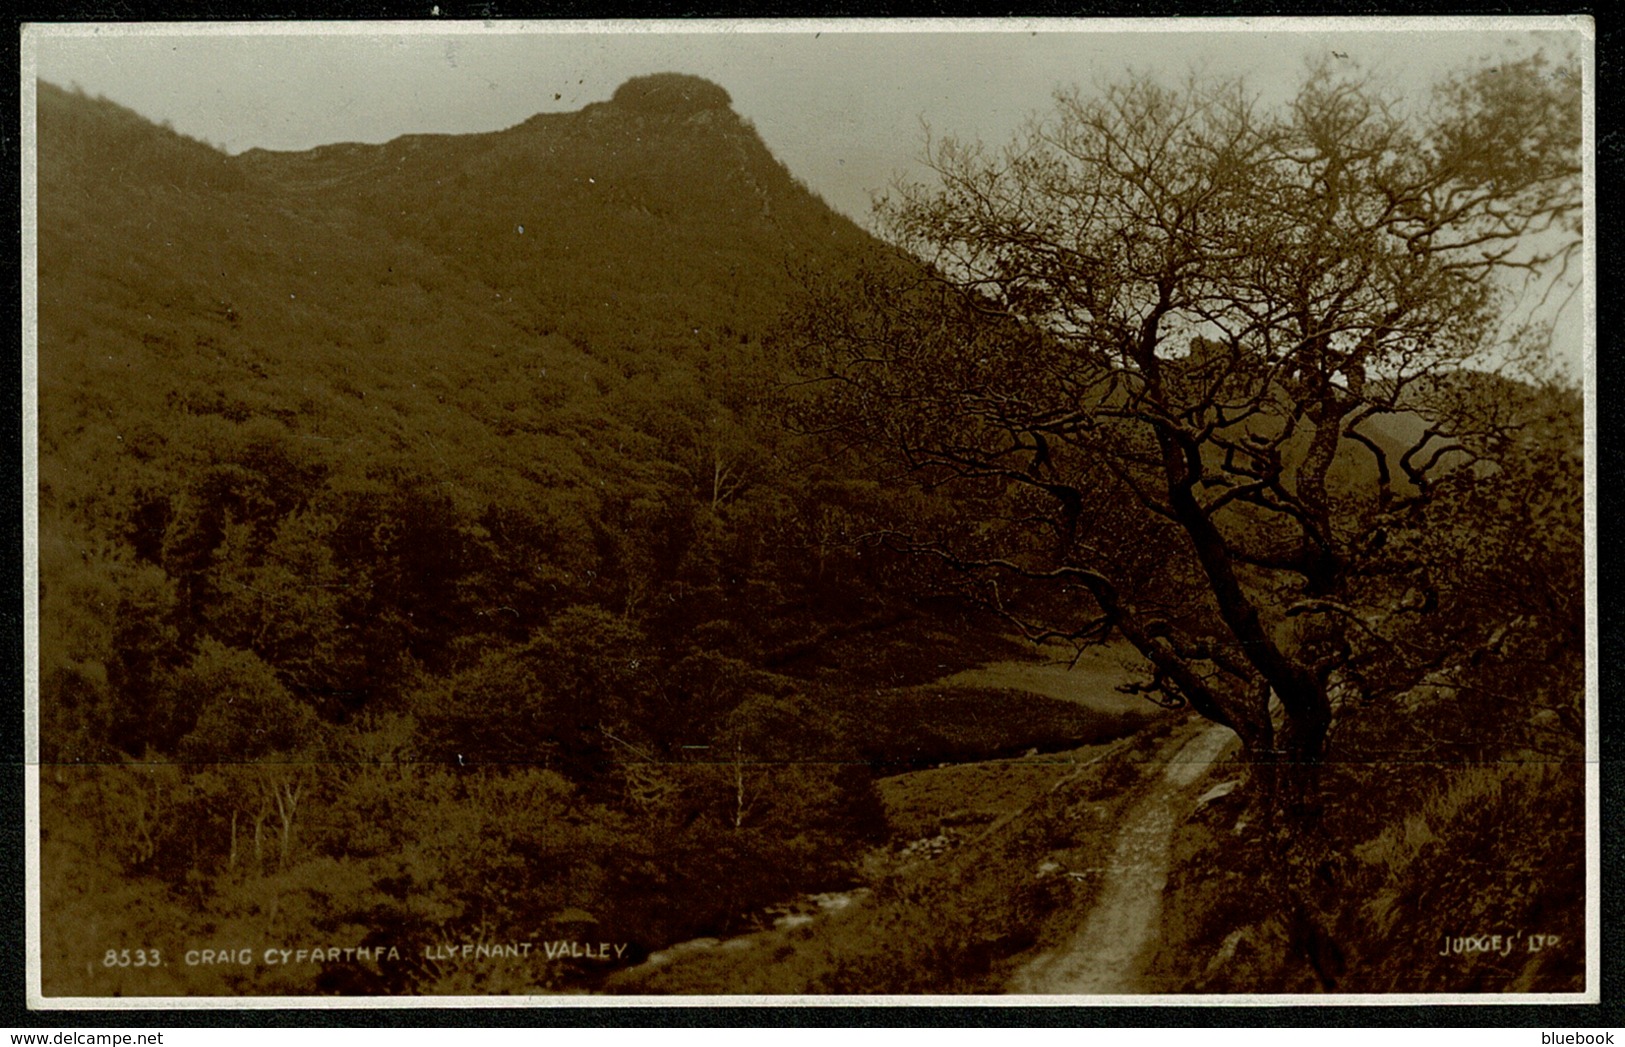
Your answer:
[601,715,1183,994]
[1142,661,1588,994]
[1142,756,1586,994]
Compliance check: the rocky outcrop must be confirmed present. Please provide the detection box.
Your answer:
[611,73,733,115]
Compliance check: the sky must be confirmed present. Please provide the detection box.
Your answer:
[25,18,1588,228]
[23,18,1590,375]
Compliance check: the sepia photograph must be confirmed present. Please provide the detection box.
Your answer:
[22,18,1595,1005]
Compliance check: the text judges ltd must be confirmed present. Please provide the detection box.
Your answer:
[184,941,631,966]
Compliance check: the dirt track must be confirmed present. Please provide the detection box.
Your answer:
[1009,721,1235,995]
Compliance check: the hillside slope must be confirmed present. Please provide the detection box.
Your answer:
[37,74,905,756]
[34,76,983,996]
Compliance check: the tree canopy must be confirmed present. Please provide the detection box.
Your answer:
[792,54,1583,776]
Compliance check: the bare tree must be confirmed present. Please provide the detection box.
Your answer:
[791,54,1582,785]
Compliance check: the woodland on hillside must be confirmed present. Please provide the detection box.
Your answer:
[37,73,1109,995]
[34,56,1587,997]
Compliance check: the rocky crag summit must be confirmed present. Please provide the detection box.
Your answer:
[233,72,869,342]
[609,71,735,113]
[40,72,873,374]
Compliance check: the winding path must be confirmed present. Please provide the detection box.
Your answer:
[1009,721,1235,995]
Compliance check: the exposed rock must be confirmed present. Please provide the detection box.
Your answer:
[611,73,733,115]
[1196,779,1241,808]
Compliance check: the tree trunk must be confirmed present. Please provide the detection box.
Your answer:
[273,780,301,869]
[1157,426,1333,765]
[1276,696,1332,816]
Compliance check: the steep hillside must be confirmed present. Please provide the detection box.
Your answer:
[36,77,1075,997]
[36,74,903,753]
[237,73,869,351]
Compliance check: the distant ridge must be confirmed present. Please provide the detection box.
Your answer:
[217,73,876,346]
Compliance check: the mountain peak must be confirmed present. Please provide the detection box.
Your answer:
[610,73,732,115]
